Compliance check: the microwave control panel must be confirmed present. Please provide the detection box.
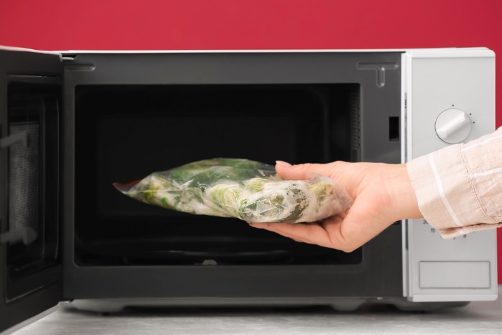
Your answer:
[402,48,497,302]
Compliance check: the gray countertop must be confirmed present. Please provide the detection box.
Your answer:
[11,286,502,335]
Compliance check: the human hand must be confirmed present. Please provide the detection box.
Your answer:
[248,161,422,252]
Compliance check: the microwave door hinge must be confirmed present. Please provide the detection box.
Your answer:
[0,227,38,245]
[1,132,27,148]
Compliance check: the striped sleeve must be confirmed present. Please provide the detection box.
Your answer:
[406,127,502,239]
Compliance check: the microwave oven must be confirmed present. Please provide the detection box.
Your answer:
[0,46,497,333]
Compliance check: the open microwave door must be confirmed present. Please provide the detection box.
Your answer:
[0,47,63,334]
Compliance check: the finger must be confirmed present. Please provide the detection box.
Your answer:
[326,192,395,252]
[250,190,394,252]
[275,161,331,180]
[249,222,321,244]
[249,221,345,250]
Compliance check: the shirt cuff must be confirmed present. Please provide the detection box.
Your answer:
[406,144,499,239]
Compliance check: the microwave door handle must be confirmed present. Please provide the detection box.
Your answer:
[0,226,38,245]
[0,131,27,148]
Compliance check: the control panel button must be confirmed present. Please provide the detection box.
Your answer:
[435,108,472,143]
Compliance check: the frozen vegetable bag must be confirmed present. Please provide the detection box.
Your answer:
[114,158,352,223]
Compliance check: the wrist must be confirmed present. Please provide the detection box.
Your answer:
[388,164,422,221]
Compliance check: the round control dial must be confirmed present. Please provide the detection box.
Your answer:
[435,108,472,144]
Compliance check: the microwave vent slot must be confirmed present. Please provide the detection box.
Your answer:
[350,90,361,153]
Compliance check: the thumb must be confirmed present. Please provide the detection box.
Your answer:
[275,161,331,180]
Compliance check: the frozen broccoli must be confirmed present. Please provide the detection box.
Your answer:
[114,158,351,223]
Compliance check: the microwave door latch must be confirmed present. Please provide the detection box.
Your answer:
[0,227,38,245]
[0,131,27,148]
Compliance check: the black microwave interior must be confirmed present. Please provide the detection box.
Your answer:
[74,84,363,266]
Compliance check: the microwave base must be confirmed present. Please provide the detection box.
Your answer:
[70,298,469,313]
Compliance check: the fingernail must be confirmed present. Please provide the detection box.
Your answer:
[275,160,292,168]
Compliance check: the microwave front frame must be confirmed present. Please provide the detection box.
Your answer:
[61,51,404,301]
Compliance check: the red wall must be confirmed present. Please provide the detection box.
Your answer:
[0,0,501,282]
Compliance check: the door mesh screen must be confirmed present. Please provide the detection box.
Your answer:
[9,122,40,236]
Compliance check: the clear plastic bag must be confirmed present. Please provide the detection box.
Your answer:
[114,158,352,223]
